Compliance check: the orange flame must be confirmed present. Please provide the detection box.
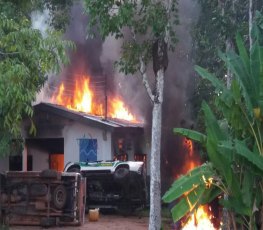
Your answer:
[108,97,136,121]
[73,78,93,113]
[182,205,216,230]
[52,77,97,114]
[51,76,138,122]
[179,138,216,230]
[184,138,193,157]
[178,137,201,176]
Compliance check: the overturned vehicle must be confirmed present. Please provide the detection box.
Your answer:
[0,170,86,227]
[64,160,147,213]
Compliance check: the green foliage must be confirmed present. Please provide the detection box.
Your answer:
[173,128,206,144]
[163,162,221,222]
[191,0,263,129]
[42,0,75,31]
[163,18,263,229]
[0,0,74,157]
[0,0,75,32]
[163,163,214,203]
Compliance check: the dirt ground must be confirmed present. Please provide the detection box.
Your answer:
[10,213,149,230]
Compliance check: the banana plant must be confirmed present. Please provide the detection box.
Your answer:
[163,18,263,229]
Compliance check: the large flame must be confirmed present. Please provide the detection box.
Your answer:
[179,137,201,176]
[180,137,216,230]
[51,75,137,122]
[182,205,216,230]
[108,97,136,121]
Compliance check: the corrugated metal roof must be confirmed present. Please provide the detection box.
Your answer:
[34,103,144,128]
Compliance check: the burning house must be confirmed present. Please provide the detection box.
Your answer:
[19,101,146,172]
[0,72,147,172]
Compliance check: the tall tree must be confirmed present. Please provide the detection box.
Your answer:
[0,0,74,156]
[83,1,179,229]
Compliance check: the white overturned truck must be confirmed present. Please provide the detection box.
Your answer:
[64,160,147,213]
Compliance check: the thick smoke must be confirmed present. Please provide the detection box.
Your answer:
[36,0,200,191]
[100,36,149,123]
[98,0,200,190]
[36,1,105,104]
[161,0,200,191]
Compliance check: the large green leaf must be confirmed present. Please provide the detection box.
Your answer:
[250,40,263,111]
[202,102,242,198]
[250,41,260,98]
[195,66,225,91]
[162,164,213,203]
[235,33,250,74]
[241,171,253,209]
[173,128,206,144]
[217,140,234,162]
[195,65,233,107]
[202,102,229,174]
[234,140,263,173]
[200,186,222,205]
[220,51,254,115]
[202,101,225,141]
[170,185,206,223]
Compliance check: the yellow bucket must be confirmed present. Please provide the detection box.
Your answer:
[88,208,99,221]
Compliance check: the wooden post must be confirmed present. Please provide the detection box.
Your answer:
[22,144,28,171]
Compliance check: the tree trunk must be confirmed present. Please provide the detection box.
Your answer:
[149,69,164,230]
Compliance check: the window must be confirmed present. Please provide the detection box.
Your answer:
[79,139,97,162]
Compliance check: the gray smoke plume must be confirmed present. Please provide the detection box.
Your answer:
[161,0,200,191]
[98,0,200,191]
[100,35,149,123]
[39,1,104,103]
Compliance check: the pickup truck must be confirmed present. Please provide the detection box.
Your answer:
[64,160,147,214]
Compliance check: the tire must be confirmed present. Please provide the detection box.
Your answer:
[52,185,67,210]
[114,168,129,182]
[67,166,80,173]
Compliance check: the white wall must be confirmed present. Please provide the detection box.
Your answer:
[27,147,49,171]
[0,157,9,172]
[63,122,112,165]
